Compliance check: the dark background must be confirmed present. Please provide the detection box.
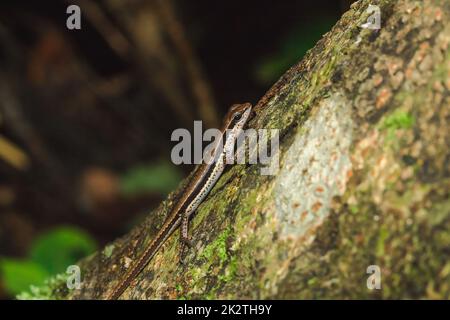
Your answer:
[0,0,354,299]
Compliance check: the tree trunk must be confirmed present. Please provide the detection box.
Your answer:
[27,0,450,299]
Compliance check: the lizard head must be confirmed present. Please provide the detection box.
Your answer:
[220,103,253,160]
[223,102,253,132]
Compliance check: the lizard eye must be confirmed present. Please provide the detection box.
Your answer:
[233,112,241,120]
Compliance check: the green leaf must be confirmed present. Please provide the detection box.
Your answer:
[255,18,337,84]
[30,226,97,275]
[0,258,50,295]
[120,161,182,196]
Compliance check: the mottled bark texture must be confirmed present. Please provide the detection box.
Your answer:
[37,0,450,299]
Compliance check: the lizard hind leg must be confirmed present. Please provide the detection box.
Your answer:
[179,214,193,264]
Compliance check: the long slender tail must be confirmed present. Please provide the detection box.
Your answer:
[107,218,180,300]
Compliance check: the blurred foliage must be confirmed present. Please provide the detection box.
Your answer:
[30,227,97,275]
[120,161,183,197]
[255,18,336,85]
[0,259,49,295]
[0,226,97,296]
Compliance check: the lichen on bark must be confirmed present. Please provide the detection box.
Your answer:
[28,0,450,299]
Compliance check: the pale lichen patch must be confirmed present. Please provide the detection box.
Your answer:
[273,93,354,240]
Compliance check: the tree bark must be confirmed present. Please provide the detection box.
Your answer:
[29,0,450,299]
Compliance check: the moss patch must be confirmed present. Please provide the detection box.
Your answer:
[17,272,69,300]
